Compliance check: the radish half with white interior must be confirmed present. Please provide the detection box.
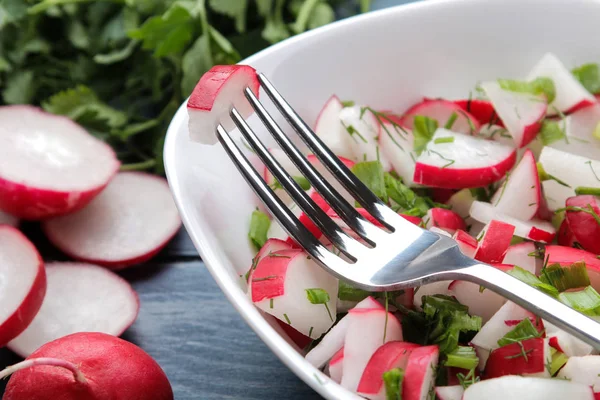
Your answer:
[480,81,547,147]
[453,229,477,258]
[43,172,182,269]
[379,122,417,186]
[413,128,517,189]
[454,98,498,125]
[435,386,464,400]
[7,262,139,358]
[484,338,551,378]
[399,99,480,134]
[502,242,539,274]
[0,226,46,347]
[565,195,600,254]
[187,65,259,145]
[314,95,354,159]
[552,104,600,160]
[402,345,439,400]
[527,52,596,114]
[557,356,600,390]
[473,220,515,263]
[463,375,594,400]
[0,106,120,220]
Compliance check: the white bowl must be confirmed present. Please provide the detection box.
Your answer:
[164,0,600,397]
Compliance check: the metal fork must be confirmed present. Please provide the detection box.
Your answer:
[215,73,600,349]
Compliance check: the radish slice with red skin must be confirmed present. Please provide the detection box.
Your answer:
[546,320,593,357]
[484,338,551,379]
[3,332,173,400]
[285,189,331,246]
[490,150,543,221]
[341,308,403,392]
[413,129,517,189]
[480,81,547,147]
[42,172,181,269]
[245,238,292,283]
[544,245,600,291]
[0,106,120,220]
[305,296,383,369]
[357,341,420,399]
[428,226,452,237]
[502,242,539,274]
[527,52,596,114]
[453,99,500,126]
[402,345,439,400]
[558,218,577,247]
[551,104,600,160]
[0,211,18,227]
[314,95,354,159]
[7,262,139,358]
[473,220,515,263]
[328,347,344,383]
[399,99,480,134]
[558,356,600,390]
[424,208,466,235]
[463,375,594,400]
[435,385,464,400]
[469,201,556,243]
[379,122,417,186]
[565,195,600,254]
[0,226,46,347]
[187,65,259,145]
[452,229,477,258]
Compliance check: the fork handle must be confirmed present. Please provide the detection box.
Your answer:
[457,263,600,350]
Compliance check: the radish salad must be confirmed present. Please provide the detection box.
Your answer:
[188,53,600,400]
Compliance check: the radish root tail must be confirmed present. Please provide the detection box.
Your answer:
[0,357,87,384]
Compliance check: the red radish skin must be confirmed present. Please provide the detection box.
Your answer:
[3,332,173,400]
[329,347,344,383]
[558,356,600,391]
[399,99,480,134]
[558,219,577,247]
[484,338,549,379]
[0,226,46,347]
[473,220,515,263]
[274,319,312,349]
[402,345,439,400]
[43,172,182,270]
[250,249,302,302]
[424,208,466,234]
[245,238,292,283]
[0,106,120,220]
[452,229,478,258]
[187,65,259,145]
[453,99,500,126]
[565,195,600,254]
[286,189,331,246]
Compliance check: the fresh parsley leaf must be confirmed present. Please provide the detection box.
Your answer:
[412,115,438,155]
[248,209,270,250]
[2,69,35,104]
[351,161,388,202]
[209,0,248,33]
[384,172,429,217]
[539,120,566,146]
[572,63,600,95]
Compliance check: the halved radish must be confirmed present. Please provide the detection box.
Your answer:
[305,296,383,369]
[463,375,594,400]
[339,105,392,170]
[449,275,507,323]
[328,347,344,383]
[399,98,480,134]
[187,65,259,144]
[454,98,499,125]
[7,262,139,358]
[552,103,600,160]
[245,238,292,283]
[565,195,600,254]
[473,220,515,263]
[249,249,338,338]
[527,52,596,114]
[469,201,556,243]
[413,281,452,309]
[341,308,403,391]
[379,122,417,186]
[502,242,539,274]
[0,106,120,220]
[480,81,547,147]
[357,341,420,399]
[42,172,182,269]
[557,356,600,390]
[453,229,478,258]
[314,95,354,159]
[413,129,517,189]
[484,338,550,378]
[424,208,466,234]
[402,345,439,400]
[490,150,543,221]
[0,211,18,227]
[544,245,600,291]
[0,226,45,347]
[435,385,464,400]
[545,320,593,357]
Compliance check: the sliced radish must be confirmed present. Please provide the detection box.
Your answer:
[402,345,439,400]
[0,211,18,227]
[428,226,452,237]
[557,356,600,390]
[557,218,577,247]
[379,122,417,186]
[446,188,476,222]
[477,124,515,147]
[341,308,403,391]
[399,98,480,134]
[473,220,515,263]
[527,52,596,114]
[339,105,392,170]
[413,129,517,189]
[565,195,600,254]
[480,81,547,147]
[435,385,464,400]
[469,201,556,243]
[453,229,478,258]
[413,281,452,309]
[424,208,466,235]
[490,149,543,221]
[454,98,499,125]
[463,375,594,400]
[502,242,539,274]
[286,189,331,246]
[7,262,139,358]
[449,277,507,323]
[187,65,259,145]
[545,320,593,357]
[0,226,45,347]
[544,245,600,291]
[484,338,550,378]
[42,172,181,269]
[552,104,600,160]
[249,249,338,339]
[314,95,354,159]
[305,296,383,369]
[0,106,120,220]
[357,341,420,399]
[328,347,344,383]
[245,238,292,283]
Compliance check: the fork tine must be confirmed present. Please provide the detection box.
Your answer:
[243,87,390,243]
[256,73,399,226]
[230,107,367,257]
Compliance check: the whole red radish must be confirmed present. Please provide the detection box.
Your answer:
[3,332,173,400]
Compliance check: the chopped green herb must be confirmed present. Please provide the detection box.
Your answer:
[338,281,371,302]
[555,205,600,226]
[444,112,458,130]
[341,100,355,108]
[283,313,291,324]
[383,368,404,400]
[537,163,571,188]
[305,288,333,321]
[497,318,542,347]
[428,149,455,169]
[352,161,388,202]
[559,286,600,316]
[434,136,455,144]
[572,63,600,94]
[456,369,480,389]
[540,262,590,292]
[252,275,277,282]
[270,176,311,191]
[248,210,271,250]
[507,266,559,297]
[539,120,566,146]
[413,115,439,155]
[343,123,368,143]
[586,161,600,182]
[549,347,569,376]
[445,346,479,370]
[575,186,600,196]
[308,326,313,338]
[504,345,534,361]
[498,77,556,103]
[267,252,291,259]
[270,298,274,309]
[384,173,429,217]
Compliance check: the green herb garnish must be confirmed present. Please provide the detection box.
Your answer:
[498,77,556,103]
[383,368,404,400]
[248,209,270,250]
[413,115,439,155]
[572,63,600,94]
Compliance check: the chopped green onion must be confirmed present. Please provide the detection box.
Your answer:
[383,368,404,400]
[507,266,559,297]
[537,162,571,188]
[456,369,480,389]
[558,286,600,316]
[434,136,455,144]
[540,262,590,292]
[549,347,569,376]
[498,77,556,103]
[445,346,479,370]
[338,281,371,302]
[575,186,600,196]
[539,120,566,146]
[270,299,274,309]
[283,313,291,324]
[497,318,542,347]
[413,115,439,155]
[248,210,271,250]
[341,100,355,107]
[352,161,388,202]
[444,112,458,130]
[572,63,600,94]
[510,236,525,245]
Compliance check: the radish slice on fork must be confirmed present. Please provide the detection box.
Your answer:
[424,208,466,234]
[473,220,515,264]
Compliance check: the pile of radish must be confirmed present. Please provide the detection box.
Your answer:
[0,105,181,398]
[187,54,600,399]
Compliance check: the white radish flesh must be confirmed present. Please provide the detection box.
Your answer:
[435,385,464,400]
[43,172,181,270]
[557,356,600,390]
[446,189,476,221]
[502,242,539,274]
[552,104,600,160]
[7,262,139,358]
[452,229,477,258]
[545,320,593,357]
[328,347,344,384]
[379,123,417,186]
[314,95,354,159]
[399,99,480,134]
[402,345,439,400]
[463,375,594,400]
[449,279,506,323]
